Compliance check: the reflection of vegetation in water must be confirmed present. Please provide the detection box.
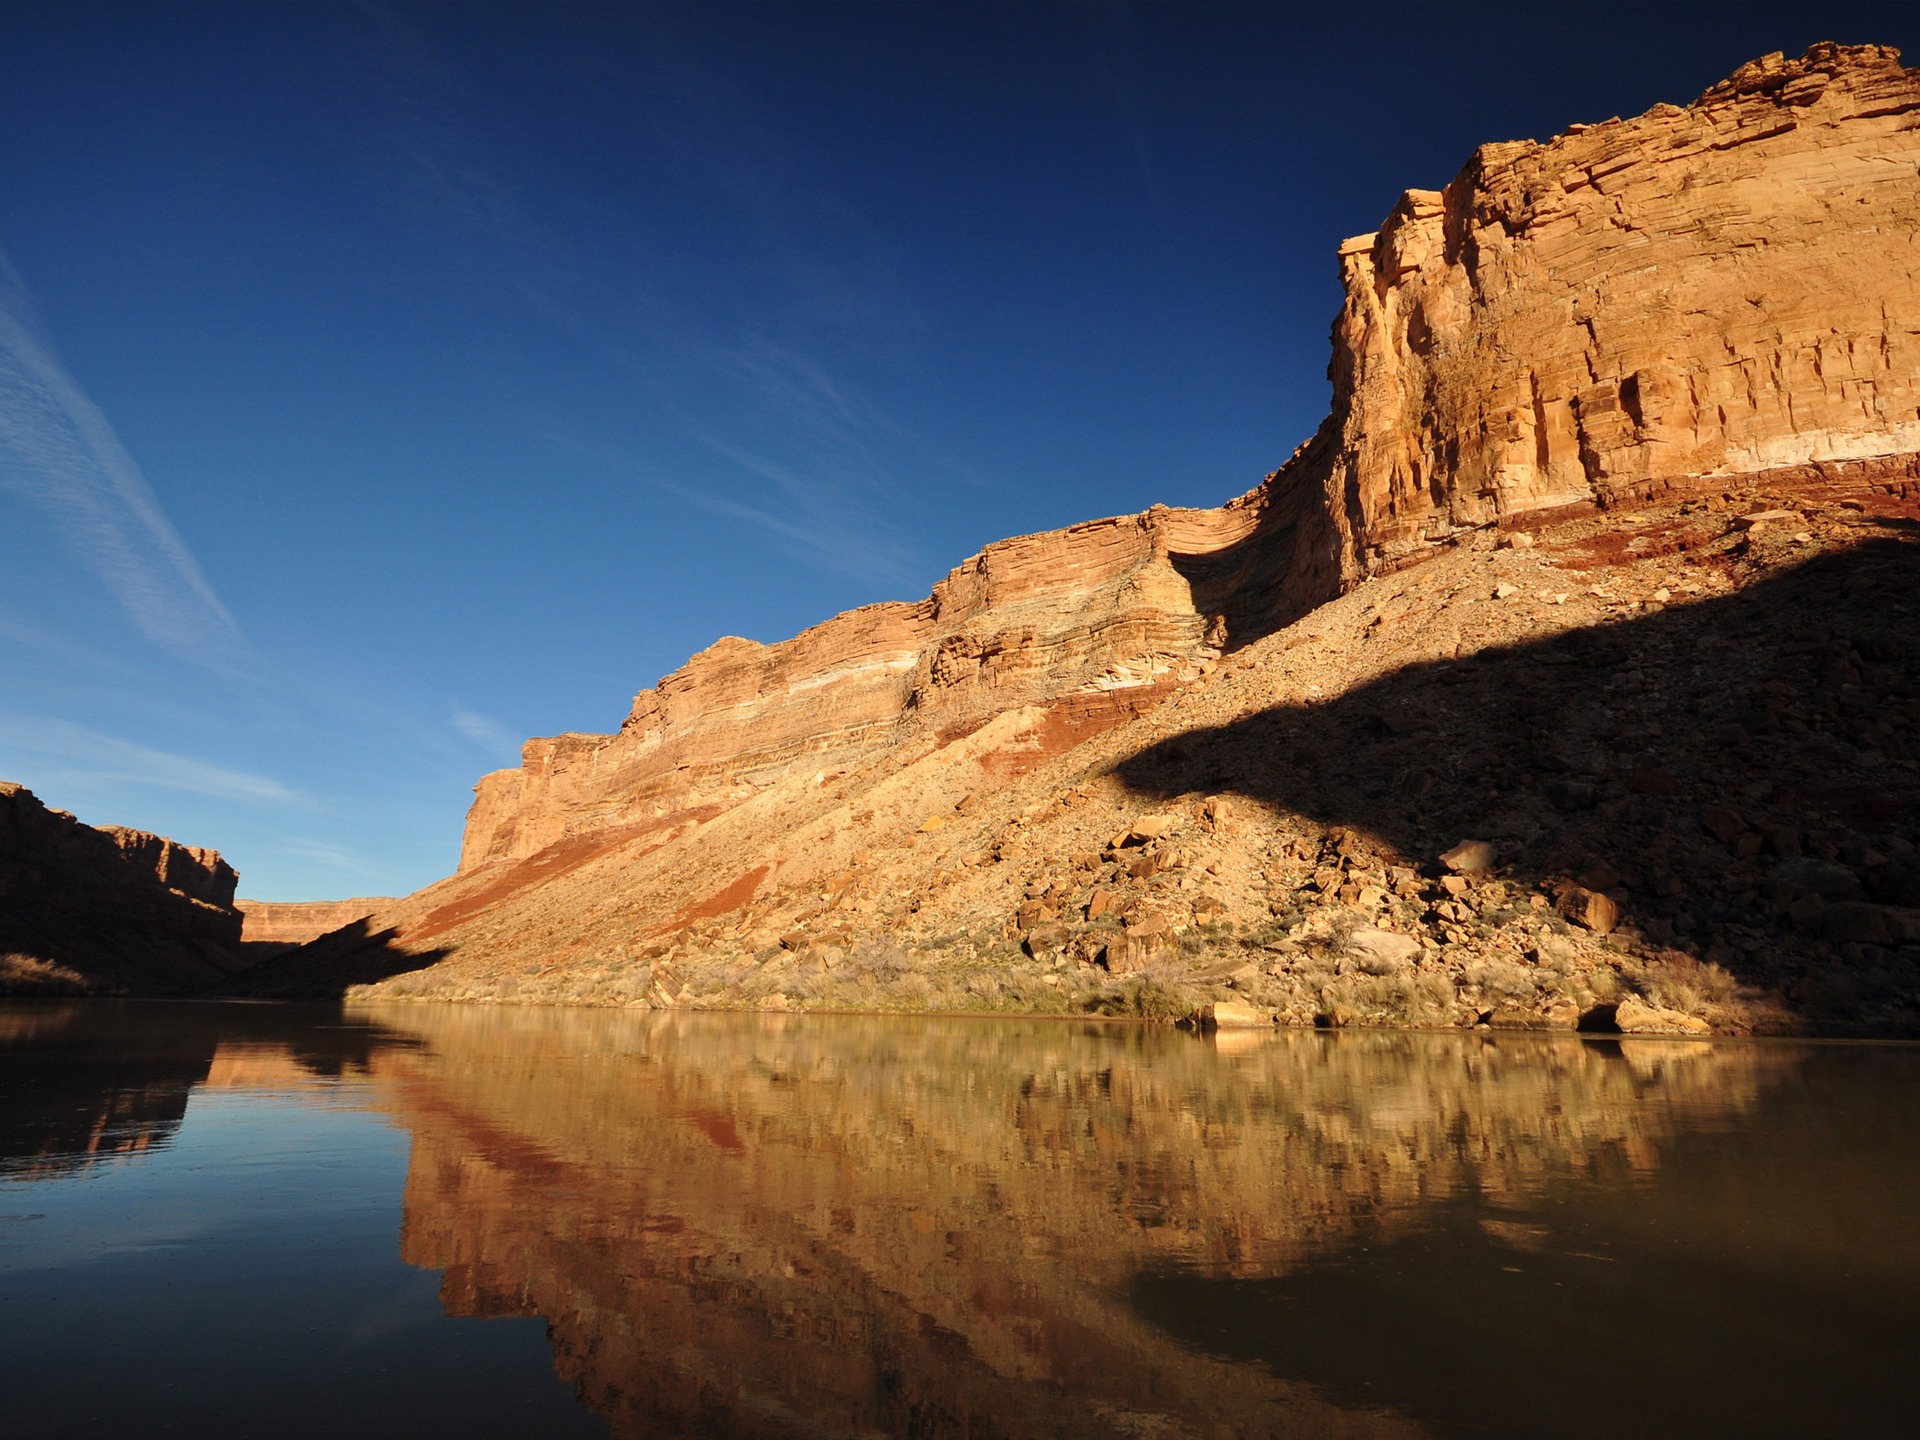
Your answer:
[355,1004,1792,1438]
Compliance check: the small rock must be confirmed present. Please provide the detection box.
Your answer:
[1732,509,1797,531]
[1577,863,1623,892]
[1127,814,1178,843]
[1022,923,1074,959]
[1439,874,1470,897]
[1545,779,1598,811]
[1103,927,1172,973]
[779,931,807,951]
[1086,887,1115,921]
[1193,999,1271,1030]
[1699,805,1746,846]
[1440,839,1497,874]
[1190,893,1228,926]
[1342,926,1422,975]
[1626,761,1679,796]
[1497,531,1535,550]
[1555,885,1620,934]
[1614,998,1711,1036]
[1494,582,1519,599]
[1787,894,1829,934]
[1823,903,1920,946]
[1543,1000,1582,1029]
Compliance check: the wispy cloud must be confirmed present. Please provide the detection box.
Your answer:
[0,255,246,668]
[277,839,390,883]
[451,706,524,762]
[666,462,917,587]
[0,715,303,806]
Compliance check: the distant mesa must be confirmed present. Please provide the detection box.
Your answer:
[236,897,399,961]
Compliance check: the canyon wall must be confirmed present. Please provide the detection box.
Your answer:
[460,500,1274,868]
[1310,41,1920,579]
[235,897,396,957]
[455,44,1920,879]
[0,781,245,993]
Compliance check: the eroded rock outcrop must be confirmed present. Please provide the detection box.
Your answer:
[0,781,245,993]
[460,502,1271,868]
[1305,41,1920,582]
[458,44,1920,883]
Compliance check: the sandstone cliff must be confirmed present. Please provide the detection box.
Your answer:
[295,45,1920,1036]
[460,43,1920,876]
[0,781,246,993]
[235,897,397,959]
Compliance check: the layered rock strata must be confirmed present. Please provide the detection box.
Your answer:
[235,897,396,958]
[1312,41,1920,575]
[460,501,1270,868]
[459,43,1920,880]
[0,781,245,993]
[295,45,1920,1035]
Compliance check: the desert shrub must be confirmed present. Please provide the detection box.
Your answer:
[845,941,911,985]
[1089,961,1202,1022]
[740,957,793,1000]
[1645,950,1737,1011]
[891,972,934,1008]
[0,953,92,996]
[1461,957,1536,1003]
[1587,965,1626,1003]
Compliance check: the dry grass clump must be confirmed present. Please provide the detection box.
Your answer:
[1318,971,1456,1027]
[1089,961,1202,1022]
[0,953,95,996]
[1461,958,1537,1004]
[1643,950,1739,1013]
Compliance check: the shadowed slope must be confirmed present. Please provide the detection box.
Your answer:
[1121,529,1920,1033]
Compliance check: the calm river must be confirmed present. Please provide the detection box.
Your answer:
[2,1001,1916,1438]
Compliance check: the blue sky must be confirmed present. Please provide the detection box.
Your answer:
[2,2,1911,901]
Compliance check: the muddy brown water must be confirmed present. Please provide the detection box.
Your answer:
[2,1000,1916,1438]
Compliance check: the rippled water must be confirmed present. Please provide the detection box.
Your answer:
[2,1002,1917,1439]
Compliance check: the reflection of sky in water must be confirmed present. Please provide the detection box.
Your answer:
[0,1081,600,1440]
[2,1090,398,1268]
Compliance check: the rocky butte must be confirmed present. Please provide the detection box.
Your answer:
[273,45,1920,1035]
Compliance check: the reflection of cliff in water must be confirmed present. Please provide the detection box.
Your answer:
[354,1005,1800,1439]
[0,1002,417,1181]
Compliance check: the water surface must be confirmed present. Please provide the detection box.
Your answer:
[3,1001,1916,1438]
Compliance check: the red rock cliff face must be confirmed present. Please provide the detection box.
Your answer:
[457,43,1920,877]
[461,500,1275,868]
[1306,42,1920,579]
[235,898,397,956]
